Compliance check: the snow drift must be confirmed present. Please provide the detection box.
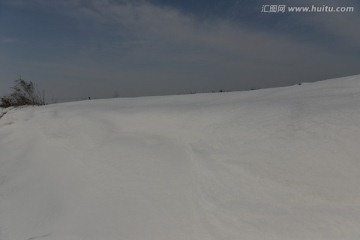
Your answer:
[1,75,360,240]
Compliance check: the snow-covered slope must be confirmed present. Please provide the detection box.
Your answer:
[1,75,360,240]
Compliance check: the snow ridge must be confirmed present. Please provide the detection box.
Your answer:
[1,75,360,240]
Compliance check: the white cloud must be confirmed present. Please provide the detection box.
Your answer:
[4,0,357,60]
[0,37,23,44]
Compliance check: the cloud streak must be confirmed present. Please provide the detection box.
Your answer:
[1,0,359,99]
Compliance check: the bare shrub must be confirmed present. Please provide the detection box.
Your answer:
[0,77,45,108]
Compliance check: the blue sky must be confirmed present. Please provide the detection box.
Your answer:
[0,0,359,101]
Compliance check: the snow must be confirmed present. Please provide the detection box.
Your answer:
[1,75,360,240]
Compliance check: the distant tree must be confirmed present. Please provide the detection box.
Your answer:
[0,76,45,108]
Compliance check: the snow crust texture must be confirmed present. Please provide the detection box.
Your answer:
[1,75,360,240]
